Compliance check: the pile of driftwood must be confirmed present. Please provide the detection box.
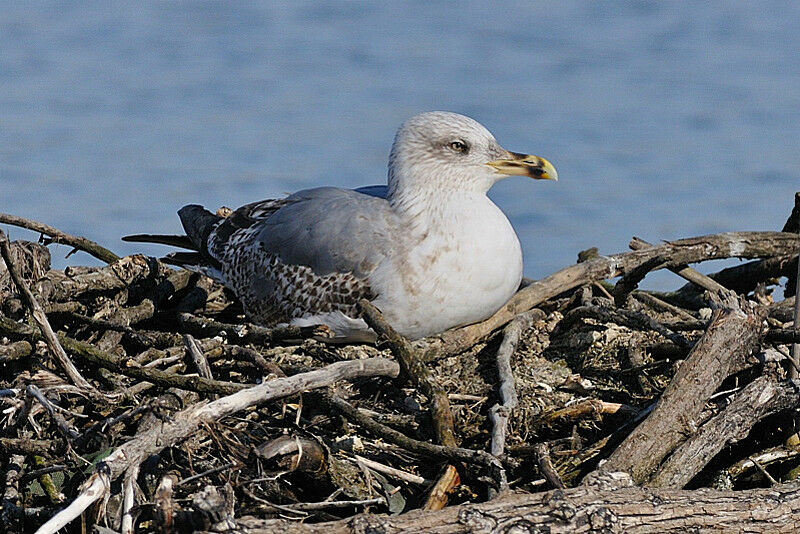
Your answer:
[2,197,800,533]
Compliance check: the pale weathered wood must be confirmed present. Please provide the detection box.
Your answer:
[421,231,800,357]
[593,301,765,484]
[235,483,800,534]
[650,376,800,488]
[0,230,94,391]
[0,212,120,264]
[490,310,544,457]
[34,358,400,534]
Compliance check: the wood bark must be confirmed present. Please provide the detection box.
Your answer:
[235,483,800,534]
[593,302,765,484]
[35,358,400,534]
[650,376,800,488]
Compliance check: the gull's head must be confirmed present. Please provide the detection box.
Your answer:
[387,111,557,200]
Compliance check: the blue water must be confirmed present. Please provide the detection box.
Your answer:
[2,2,799,290]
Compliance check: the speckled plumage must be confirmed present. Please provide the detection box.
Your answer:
[168,112,557,340]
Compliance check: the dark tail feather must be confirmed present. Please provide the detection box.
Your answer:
[123,205,223,270]
[162,251,204,267]
[121,234,197,250]
[178,205,221,251]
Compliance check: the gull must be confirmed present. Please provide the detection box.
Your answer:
[124,112,557,340]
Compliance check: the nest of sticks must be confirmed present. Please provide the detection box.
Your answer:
[2,197,800,533]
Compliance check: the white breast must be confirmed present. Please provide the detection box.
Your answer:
[370,194,523,339]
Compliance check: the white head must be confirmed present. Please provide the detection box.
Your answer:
[386,111,556,206]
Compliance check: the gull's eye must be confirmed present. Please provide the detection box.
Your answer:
[449,140,469,154]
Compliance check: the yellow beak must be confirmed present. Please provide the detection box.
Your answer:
[486,151,558,181]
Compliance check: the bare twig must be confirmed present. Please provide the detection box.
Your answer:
[358,299,457,448]
[35,358,400,533]
[184,334,213,380]
[533,442,565,489]
[26,385,80,442]
[490,310,544,458]
[0,212,119,264]
[423,231,799,356]
[0,230,94,391]
[628,237,728,294]
[178,312,330,344]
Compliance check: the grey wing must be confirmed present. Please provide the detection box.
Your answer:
[209,187,399,324]
[254,187,397,276]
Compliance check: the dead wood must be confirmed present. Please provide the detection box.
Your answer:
[592,299,766,484]
[489,310,544,458]
[422,231,800,356]
[36,358,400,533]
[359,299,457,449]
[628,237,727,294]
[0,230,94,391]
[5,212,800,533]
[650,376,800,488]
[0,211,120,264]
[32,254,166,303]
[178,312,329,344]
[236,482,800,533]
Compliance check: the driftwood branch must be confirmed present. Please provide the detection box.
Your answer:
[650,376,800,488]
[423,231,799,356]
[35,358,400,533]
[592,300,765,484]
[235,483,800,533]
[0,212,120,264]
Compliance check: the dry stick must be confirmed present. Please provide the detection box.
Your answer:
[558,304,692,348]
[0,317,248,396]
[32,254,166,304]
[120,464,139,534]
[178,312,329,345]
[423,465,460,511]
[321,393,502,472]
[422,231,800,357]
[628,237,728,294]
[184,334,213,380]
[649,376,800,488]
[590,301,765,485]
[34,358,400,534]
[283,498,386,512]
[358,299,457,449]
[357,299,463,510]
[352,455,430,486]
[0,340,33,362]
[236,481,800,533]
[26,385,80,442]
[0,438,56,456]
[154,475,176,533]
[0,212,120,264]
[533,442,566,489]
[490,310,544,458]
[728,447,800,479]
[541,399,636,425]
[666,255,796,309]
[0,230,95,391]
[632,291,697,321]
